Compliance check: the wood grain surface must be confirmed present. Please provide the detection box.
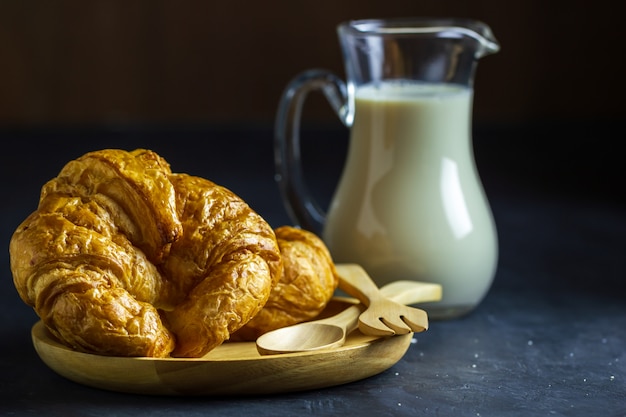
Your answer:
[32,319,413,396]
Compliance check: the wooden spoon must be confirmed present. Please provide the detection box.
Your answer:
[256,279,441,355]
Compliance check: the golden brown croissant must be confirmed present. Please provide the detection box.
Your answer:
[10,149,283,358]
[232,226,339,341]
[160,173,283,357]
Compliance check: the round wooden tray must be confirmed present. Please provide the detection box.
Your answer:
[32,317,413,396]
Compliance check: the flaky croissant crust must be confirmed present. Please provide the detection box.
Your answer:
[232,226,339,341]
[10,149,283,358]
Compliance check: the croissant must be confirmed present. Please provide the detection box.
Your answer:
[232,226,339,341]
[9,149,283,358]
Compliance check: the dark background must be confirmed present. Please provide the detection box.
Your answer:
[0,0,624,127]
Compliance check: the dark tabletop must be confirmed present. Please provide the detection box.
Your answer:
[1,123,624,416]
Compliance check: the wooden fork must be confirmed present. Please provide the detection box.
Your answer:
[335,264,433,337]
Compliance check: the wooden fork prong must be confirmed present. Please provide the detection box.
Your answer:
[380,316,412,335]
[357,316,395,337]
[400,309,429,333]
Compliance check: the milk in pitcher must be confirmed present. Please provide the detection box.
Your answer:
[323,81,498,318]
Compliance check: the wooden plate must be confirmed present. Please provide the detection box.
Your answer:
[31,312,413,396]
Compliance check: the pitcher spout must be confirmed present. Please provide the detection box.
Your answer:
[339,18,500,88]
[446,19,500,58]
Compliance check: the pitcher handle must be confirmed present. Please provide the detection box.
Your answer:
[274,69,350,235]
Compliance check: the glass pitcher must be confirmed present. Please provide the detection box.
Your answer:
[274,18,500,319]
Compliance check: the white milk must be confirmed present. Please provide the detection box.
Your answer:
[323,82,498,319]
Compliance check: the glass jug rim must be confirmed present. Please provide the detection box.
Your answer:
[339,17,487,33]
[338,17,499,54]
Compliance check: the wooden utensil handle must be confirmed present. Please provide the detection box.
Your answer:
[336,264,388,307]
